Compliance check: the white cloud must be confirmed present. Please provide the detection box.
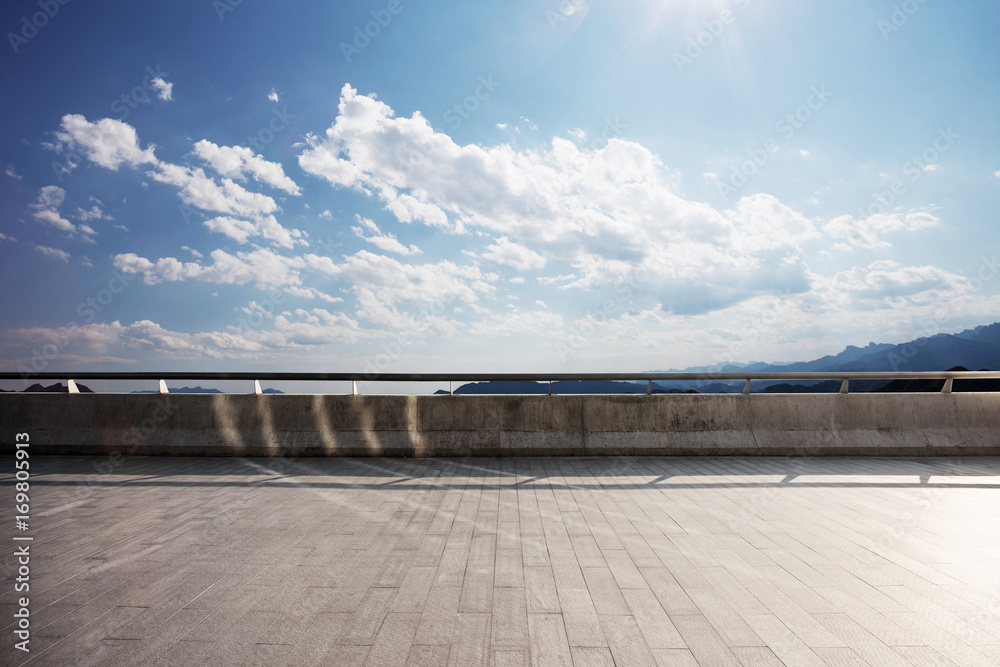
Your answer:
[0,315,376,363]
[113,247,307,289]
[812,261,970,312]
[150,77,173,101]
[327,250,496,310]
[6,164,22,180]
[268,89,280,102]
[149,163,278,218]
[351,215,421,255]
[799,149,810,157]
[54,114,157,170]
[192,140,301,195]
[76,204,110,221]
[481,236,546,270]
[203,214,304,248]
[297,85,826,315]
[181,245,203,258]
[824,211,939,250]
[30,186,76,233]
[320,209,333,219]
[35,245,70,262]
[0,232,15,243]
[47,116,304,250]
[923,164,938,172]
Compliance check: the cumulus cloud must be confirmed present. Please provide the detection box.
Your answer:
[202,214,305,248]
[150,77,173,101]
[54,114,157,170]
[481,236,546,270]
[824,211,939,250]
[150,163,278,219]
[29,186,91,238]
[823,260,966,304]
[326,250,497,310]
[47,115,304,249]
[114,248,308,290]
[351,215,421,255]
[192,140,301,195]
[297,84,823,314]
[35,245,70,262]
[0,314,377,364]
[268,89,279,102]
[76,204,111,221]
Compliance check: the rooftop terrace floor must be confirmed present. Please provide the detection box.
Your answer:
[3,455,1000,666]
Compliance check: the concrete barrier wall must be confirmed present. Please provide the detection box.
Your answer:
[2,392,998,457]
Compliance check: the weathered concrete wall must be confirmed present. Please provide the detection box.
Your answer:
[1,392,997,456]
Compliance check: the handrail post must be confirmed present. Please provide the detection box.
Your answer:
[548,381,552,396]
[941,378,953,393]
[159,379,169,394]
[352,380,358,395]
[839,380,849,394]
[67,379,80,394]
[647,380,651,395]
[742,380,751,395]
[254,380,263,395]
[449,380,453,396]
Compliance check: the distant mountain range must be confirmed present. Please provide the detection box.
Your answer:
[0,382,95,393]
[444,322,1000,395]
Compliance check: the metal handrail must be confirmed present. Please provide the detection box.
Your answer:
[2,371,998,381]
[2,370,998,395]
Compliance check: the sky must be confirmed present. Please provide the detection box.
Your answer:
[1,0,999,387]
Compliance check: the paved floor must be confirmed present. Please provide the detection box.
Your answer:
[2,456,1000,666]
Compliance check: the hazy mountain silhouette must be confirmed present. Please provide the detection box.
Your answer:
[445,322,1000,394]
[12,382,96,393]
[132,386,285,394]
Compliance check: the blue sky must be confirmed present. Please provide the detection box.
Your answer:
[2,0,999,384]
